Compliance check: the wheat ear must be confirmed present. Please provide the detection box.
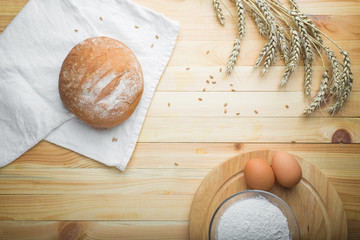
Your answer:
[339,51,353,95]
[226,0,245,73]
[281,29,301,86]
[277,26,290,64]
[213,0,225,25]
[301,16,324,48]
[251,10,268,37]
[304,70,329,115]
[293,12,314,96]
[304,59,313,97]
[289,0,323,47]
[262,25,278,73]
[328,51,353,114]
[226,39,241,73]
[255,0,278,73]
[328,85,352,114]
[288,0,298,10]
[325,48,342,95]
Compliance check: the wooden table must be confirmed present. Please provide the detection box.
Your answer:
[0,0,359,239]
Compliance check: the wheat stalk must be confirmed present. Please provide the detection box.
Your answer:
[289,0,324,50]
[302,16,323,48]
[281,28,301,86]
[213,0,225,25]
[211,0,354,114]
[304,69,329,115]
[292,13,313,60]
[226,0,246,73]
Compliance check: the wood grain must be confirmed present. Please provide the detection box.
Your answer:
[166,40,360,66]
[158,66,360,92]
[0,221,189,240]
[0,168,206,195]
[0,195,192,221]
[5,141,360,170]
[139,117,360,143]
[148,92,360,117]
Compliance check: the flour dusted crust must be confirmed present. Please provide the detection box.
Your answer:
[59,37,144,128]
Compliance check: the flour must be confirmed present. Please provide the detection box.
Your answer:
[216,196,290,240]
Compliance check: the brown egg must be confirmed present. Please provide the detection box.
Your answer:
[272,151,302,188]
[244,158,275,191]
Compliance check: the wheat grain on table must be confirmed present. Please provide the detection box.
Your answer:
[0,0,359,239]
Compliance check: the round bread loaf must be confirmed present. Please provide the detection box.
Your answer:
[59,37,144,128]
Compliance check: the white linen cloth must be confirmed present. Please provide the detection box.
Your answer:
[0,0,179,170]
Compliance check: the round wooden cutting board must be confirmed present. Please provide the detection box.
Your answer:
[189,150,347,240]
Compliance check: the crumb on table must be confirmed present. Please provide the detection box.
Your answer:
[74,29,78,32]
[254,110,258,114]
[112,137,118,142]
[186,67,190,70]
[155,35,159,39]
[135,25,139,29]
[168,103,171,107]
[99,17,103,21]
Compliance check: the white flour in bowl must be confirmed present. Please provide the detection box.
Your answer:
[216,196,290,240]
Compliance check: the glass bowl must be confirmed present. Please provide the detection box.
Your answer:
[209,190,300,240]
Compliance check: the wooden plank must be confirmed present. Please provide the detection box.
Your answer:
[167,40,360,66]
[0,168,206,195]
[0,167,359,196]
[138,117,360,143]
[133,0,360,16]
[2,13,359,41]
[0,195,192,221]
[1,0,359,17]
[1,166,358,195]
[7,142,360,169]
[0,221,188,240]
[172,14,360,41]
[158,66,360,92]
[147,92,360,117]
